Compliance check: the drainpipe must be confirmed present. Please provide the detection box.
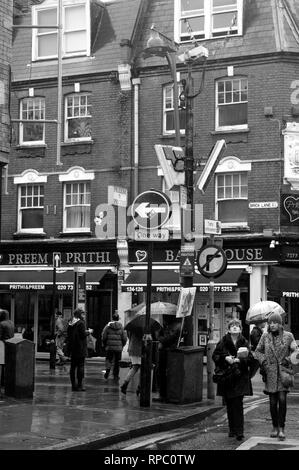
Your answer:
[132,78,141,199]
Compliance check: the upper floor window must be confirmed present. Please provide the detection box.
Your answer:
[19,97,45,145]
[32,0,90,61]
[18,184,44,233]
[215,157,251,228]
[163,83,186,135]
[63,182,91,232]
[216,173,248,226]
[175,0,243,43]
[64,93,92,142]
[216,77,248,130]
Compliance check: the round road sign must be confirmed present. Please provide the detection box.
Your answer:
[131,190,172,230]
[197,244,227,278]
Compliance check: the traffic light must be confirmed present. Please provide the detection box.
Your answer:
[154,144,185,190]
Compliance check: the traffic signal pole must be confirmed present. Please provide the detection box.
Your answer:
[140,241,153,407]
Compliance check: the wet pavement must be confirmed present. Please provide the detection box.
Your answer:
[0,359,222,450]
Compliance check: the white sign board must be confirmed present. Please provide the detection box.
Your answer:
[176,287,196,318]
[108,185,128,207]
[249,201,278,209]
[133,229,169,241]
[204,219,221,235]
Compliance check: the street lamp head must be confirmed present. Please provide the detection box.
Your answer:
[142,29,177,58]
[178,45,209,64]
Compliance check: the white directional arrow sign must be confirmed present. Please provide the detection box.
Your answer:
[135,202,167,219]
[131,190,172,231]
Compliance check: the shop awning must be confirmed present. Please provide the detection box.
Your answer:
[121,268,244,293]
[268,266,299,298]
[0,269,107,291]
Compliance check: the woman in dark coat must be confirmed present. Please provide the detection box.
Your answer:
[212,318,254,441]
[66,308,92,392]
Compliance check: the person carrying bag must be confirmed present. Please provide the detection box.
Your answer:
[254,312,298,441]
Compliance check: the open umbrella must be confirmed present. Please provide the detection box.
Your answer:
[246,300,285,325]
[138,301,177,317]
[124,303,163,336]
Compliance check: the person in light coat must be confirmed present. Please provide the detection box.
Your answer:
[254,312,298,441]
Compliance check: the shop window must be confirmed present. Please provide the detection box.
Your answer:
[19,97,45,145]
[18,184,44,233]
[32,0,90,61]
[64,93,92,142]
[163,83,186,135]
[175,0,243,43]
[63,181,91,232]
[216,77,248,130]
[216,172,248,226]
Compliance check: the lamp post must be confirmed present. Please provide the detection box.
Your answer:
[144,28,208,347]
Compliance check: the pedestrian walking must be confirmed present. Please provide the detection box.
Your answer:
[250,320,266,351]
[249,320,266,378]
[120,329,142,395]
[212,318,254,441]
[0,309,14,393]
[55,311,68,365]
[155,319,181,402]
[254,311,298,441]
[65,308,93,392]
[102,311,127,380]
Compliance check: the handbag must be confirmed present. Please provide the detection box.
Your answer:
[279,365,295,388]
[213,363,241,385]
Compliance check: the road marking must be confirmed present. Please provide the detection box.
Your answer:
[236,436,299,450]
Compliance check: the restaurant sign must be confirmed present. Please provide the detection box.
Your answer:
[0,249,116,266]
[281,193,299,226]
[129,244,278,264]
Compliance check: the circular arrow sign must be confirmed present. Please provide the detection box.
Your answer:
[197,244,227,278]
[131,190,172,230]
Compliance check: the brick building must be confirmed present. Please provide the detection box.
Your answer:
[0,0,12,229]
[2,0,299,357]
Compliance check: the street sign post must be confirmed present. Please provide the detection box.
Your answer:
[130,190,172,407]
[197,243,227,399]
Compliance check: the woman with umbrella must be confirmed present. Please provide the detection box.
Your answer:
[254,311,298,441]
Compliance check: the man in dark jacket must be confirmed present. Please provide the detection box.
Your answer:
[0,309,14,390]
[102,312,127,380]
[66,308,92,391]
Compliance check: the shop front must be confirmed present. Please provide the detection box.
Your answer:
[0,241,118,358]
[267,245,299,340]
[121,239,280,345]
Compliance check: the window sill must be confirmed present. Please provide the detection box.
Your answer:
[59,231,92,238]
[16,144,47,149]
[159,134,185,140]
[13,232,47,240]
[221,226,251,233]
[211,129,250,135]
[61,140,94,146]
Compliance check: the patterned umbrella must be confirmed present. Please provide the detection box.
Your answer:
[138,301,177,316]
[246,300,285,325]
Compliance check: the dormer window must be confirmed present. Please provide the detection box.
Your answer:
[174,0,243,43]
[32,0,90,61]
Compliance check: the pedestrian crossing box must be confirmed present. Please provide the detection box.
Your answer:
[4,337,35,398]
[166,346,204,404]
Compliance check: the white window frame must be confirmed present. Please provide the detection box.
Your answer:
[64,93,92,142]
[62,181,91,233]
[215,77,248,131]
[59,166,94,233]
[17,184,45,234]
[174,0,243,43]
[215,157,251,228]
[32,0,90,61]
[163,83,185,136]
[19,97,45,146]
